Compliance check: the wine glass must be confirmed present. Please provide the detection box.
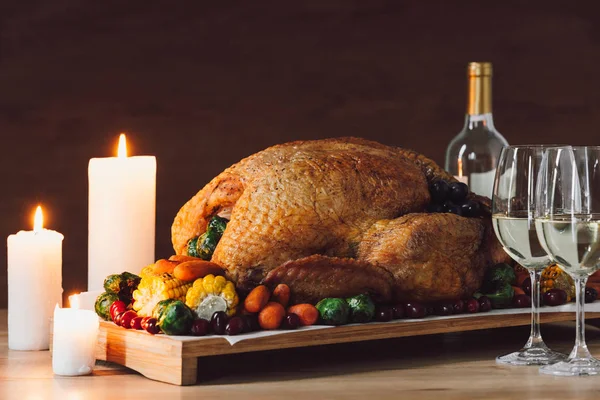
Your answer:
[535,146,600,376]
[492,145,566,365]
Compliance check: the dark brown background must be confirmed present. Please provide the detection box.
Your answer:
[1,1,599,307]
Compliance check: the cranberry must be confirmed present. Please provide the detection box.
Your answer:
[375,306,394,322]
[119,310,137,329]
[191,319,210,336]
[211,311,228,335]
[225,316,244,335]
[512,294,531,308]
[443,201,463,216]
[429,180,450,204]
[433,302,454,316]
[113,311,125,326]
[144,318,160,334]
[449,182,469,203]
[130,316,143,330]
[109,300,127,321]
[392,304,405,319]
[543,289,567,306]
[427,203,444,213]
[452,299,465,314]
[140,316,152,330]
[478,296,492,312]
[241,314,260,333]
[466,298,480,313]
[585,287,598,303]
[460,201,481,218]
[405,302,426,319]
[282,313,301,330]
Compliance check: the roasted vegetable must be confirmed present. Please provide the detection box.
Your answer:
[152,299,178,320]
[95,292,119,320]
[157,300,195,335]
[316,298,349,325]
[132,268,193,317]
[473,280,515,308]
[186,237,200,258]
[346,294,375,323]
[481,263,516,293]
[185,274,239,320]
[186,216,229,260]
[479,281,515,309]
[103,272,141,304]
[541,264,575,302]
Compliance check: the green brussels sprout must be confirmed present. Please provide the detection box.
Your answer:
[208,216,228,236]
[95,292,119,320]
[480,263,516,294]
[152,298,178,320]
[346,294,375,323]
[103,271,141,304]
[475,280,515,309]
[190,216,230,260]
[187,237,200,257]
[316,298,350,325]
[157,300,195,335]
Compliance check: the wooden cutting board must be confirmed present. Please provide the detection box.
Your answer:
[94,310,600,385]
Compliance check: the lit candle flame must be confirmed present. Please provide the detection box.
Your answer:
[117,133,127,158]
[33,205,43,232]
[69,294,80,309]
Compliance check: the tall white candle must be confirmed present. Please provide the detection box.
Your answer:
[52,305,99,376]
[88,134,156,290]
[7,206,63,350]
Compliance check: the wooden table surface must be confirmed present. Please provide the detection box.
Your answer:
[3,309,600,399]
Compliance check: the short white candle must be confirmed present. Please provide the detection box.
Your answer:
[7,206,63,351]
[52,305,99,376]
[88,134,156,290]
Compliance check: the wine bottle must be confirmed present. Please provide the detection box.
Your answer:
[444,62,508,198]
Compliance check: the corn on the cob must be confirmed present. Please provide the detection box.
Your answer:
[541,264,575,302]
[186,274,239,320]
[132,269,193,317]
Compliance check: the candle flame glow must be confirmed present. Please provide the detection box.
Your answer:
[69,294,80,309]
[33,205,43,232]
[117,133,127,158]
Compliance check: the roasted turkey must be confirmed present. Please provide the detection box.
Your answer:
[172,137,508,304]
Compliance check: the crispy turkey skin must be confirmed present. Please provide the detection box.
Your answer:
[172,137,508,303]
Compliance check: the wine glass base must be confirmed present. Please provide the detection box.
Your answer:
[539,357,600,376]
[496,348,567,366]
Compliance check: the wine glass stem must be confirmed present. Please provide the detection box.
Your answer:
[572,275,592,359]
[526,268,545,348]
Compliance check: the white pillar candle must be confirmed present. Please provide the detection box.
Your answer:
[69,290,104,311]
[52,305,99,376]
[6,206,63,350]
[88,134,156,290]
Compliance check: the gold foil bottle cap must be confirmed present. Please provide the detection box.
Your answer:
[468,62,493,77]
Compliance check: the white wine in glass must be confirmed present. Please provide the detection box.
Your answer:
[536,146,600,376]
[492,145,566,366]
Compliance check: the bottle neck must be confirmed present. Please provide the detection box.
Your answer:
[467,74,492,115]
[465,72,494,131]
[463,113,496,131]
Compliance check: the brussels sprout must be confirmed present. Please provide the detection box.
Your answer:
[103,274,122,294]
[187,237,200,257]
[152,298,178,320]
[95,292,119,320]
[103,271,141,304]
[475,280,515,309]
[208,216,228,236]
[157,300,195,335]
[346,294,375,323]
[316,298,349,325]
